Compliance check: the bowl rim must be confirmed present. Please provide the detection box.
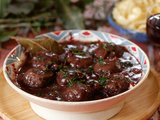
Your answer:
[3,30,150,105]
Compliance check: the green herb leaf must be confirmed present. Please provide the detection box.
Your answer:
[35,56,40,61]
[114,77,120,80]
[42,57,46,61]
[99,57,105,65]
[50,85,57,89]
[99,75,109,86]
[87,66,94,73]
[37,92,43,96]
[63,72,68,78]
[68,81,73,88]
[120,62,133,68]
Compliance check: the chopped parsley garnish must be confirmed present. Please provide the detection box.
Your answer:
[81,69,85,72]
[72,51,75,55]
[100,69,104,73]
[91,53,95,57]
[99,57,105,65]
[50,85,57,89]
[84,42,96,45]
[99,43,103,47]
[111,45,115,51]
[68,76,84,88]
[63,66,68,69]
[114,77,120,80]
[63,72,68,78]
[68,82,74,88]
[58,64,63,69]
[35,56,40,61]
[75,72,80,76]
[87,66,94,73]
[103,47,109,51]
[45,65,49,71]
[37,92,43,96]
[120,62,133,68]
[42,57,46,61]
[71,48,86,56]
[63,58,67,62]
[50,61,55,65]
[60,69,65,73]
[68,77,75,88]
[99,75,109,86]
[78,51,86,56]
[48,92,62,98]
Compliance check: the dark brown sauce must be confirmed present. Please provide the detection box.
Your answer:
[15,41,142,102]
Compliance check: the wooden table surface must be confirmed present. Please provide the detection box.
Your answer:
[0,27,160,120]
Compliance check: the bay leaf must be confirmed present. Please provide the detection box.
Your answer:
[10,36,65,55]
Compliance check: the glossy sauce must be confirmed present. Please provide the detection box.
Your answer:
[15,41,142,101]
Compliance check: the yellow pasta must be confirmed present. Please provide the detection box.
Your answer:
[112,0,160,33]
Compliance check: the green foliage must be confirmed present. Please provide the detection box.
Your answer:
[0,0,95,46]
[0,0,12,18]
[0,29,18,43]
[7,2,35,15]
[55,0,85,29]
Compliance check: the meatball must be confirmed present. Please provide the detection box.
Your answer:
[92,42,116,59]
[32,51,60,70]
[56,69,85,87]
[104,74,130,96]
[66,49,93,68]
[64,83,93,101]
[92,46,107,58]
[114,45,127,57]
[22,68,53,88]
[94,57,122,76]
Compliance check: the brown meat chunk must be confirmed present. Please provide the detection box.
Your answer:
[114,45,127,57]
[64,83,93,101]
[56,69,84,87]
[92,46,107,58]
[67,49,93,68]
[94,57,122,76]
[32,51,60,70]
[22,68,53,88]
[104,74,130,96]
[92,42,116,59]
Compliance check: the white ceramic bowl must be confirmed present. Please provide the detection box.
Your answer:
[3,30,150,120]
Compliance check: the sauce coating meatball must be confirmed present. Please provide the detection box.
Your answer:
[94,57,122,76]
[22,68,53,88]
[66,49,93,68]
[104,74,130,96]
[64,83,93,101]
[56,69,84,87]
[32,51,60,70]
[15,41,142,101]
